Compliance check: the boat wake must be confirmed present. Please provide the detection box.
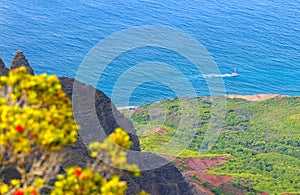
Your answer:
[203,73,234,78]
[203,68,238,78]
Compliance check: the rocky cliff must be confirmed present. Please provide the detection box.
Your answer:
[0,51,194,195]
[0,58,9,76]
[10,50,34,75]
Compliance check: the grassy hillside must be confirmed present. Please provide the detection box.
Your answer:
[123,97,300,194]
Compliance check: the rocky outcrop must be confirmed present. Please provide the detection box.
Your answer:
[0,58,9,76]
[59,77,193,195]
[10,50,34,75]
[59,77,140,151]
[127,157,194,195]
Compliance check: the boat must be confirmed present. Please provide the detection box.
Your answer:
[231,68,238,77]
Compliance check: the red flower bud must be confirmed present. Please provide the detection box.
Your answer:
[14,189,24,195]
[31,189,38,195]
[75,168,82,176]
[16,125,24,133]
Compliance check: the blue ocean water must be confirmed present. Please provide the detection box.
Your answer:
[0,0,299,106]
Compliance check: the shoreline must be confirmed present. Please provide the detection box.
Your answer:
[117,94,293,110]
[117,105,138,110]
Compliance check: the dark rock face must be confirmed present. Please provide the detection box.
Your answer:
[128,154,194,195]
[10,50,34,75]
[61,134,92,169]
[59,77,140,151]
[59,77,193,195]
[0,58,9,76]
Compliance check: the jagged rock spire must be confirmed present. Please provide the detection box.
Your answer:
[0,58,9,76]
[10,50,34,75]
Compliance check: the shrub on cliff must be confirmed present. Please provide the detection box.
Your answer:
[0,67,147,195]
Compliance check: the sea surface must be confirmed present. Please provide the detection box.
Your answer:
[0,0,299,107]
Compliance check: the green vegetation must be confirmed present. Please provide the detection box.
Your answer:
[129,97,300,194]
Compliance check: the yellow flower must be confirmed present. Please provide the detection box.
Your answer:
[11,179,20,186]
[34,178,44,188]
[0,184,9,194]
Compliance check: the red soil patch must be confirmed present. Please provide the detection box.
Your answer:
[165,156,231,185]
[188,171,231,186]
[163,156,234,192]
[163,155,270,194]
[167,156,228,171]
[184,156,228,170]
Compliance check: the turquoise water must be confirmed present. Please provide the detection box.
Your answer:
[0,0,299,106]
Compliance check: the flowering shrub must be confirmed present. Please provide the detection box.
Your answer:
[51,127,143,195]
[0,67,78,152]
[51,167,127,195]
[0,67,148,195]
[88,127,140,176]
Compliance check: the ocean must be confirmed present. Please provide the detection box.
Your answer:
[0,0,299,107]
